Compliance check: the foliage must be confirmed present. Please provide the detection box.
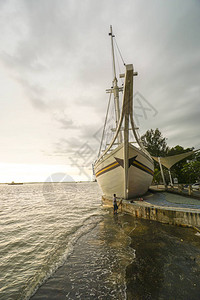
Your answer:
[194,151,200,162]
[153,168,161,184]
[142,128,169,183]
[142,128,198,184]
[182,161,200,183]
[141,128,169,157]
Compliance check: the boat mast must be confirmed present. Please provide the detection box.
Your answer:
[123,64,133,199]
[109,26,122,143]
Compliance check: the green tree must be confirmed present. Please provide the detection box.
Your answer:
[141,129,197,184]
[153,168,161,184]
[181,161,200,183]
[141,128,169,157]
[194,151,200,162]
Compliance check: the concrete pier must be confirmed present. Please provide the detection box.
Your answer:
[150,184,200,200]
[102,192,200,228]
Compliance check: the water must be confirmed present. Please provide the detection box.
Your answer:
[0,182,134,300]
[0,183,200,299]
[0,182,104,299]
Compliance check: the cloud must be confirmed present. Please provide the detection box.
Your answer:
[53,112,77,130]
[0,0,199,180]
[13,77,49,111]
[53,137,84,158]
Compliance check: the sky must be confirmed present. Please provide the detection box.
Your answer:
[0,0,199,182]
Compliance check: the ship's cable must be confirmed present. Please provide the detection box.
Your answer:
[98,92,112,157]
[114,38,126,66]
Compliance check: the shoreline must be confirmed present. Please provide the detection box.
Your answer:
[102,191,200,228]
[31,207,200,299]
[31,212,134,300]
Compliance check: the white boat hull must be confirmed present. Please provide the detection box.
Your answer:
[94,144,154,199]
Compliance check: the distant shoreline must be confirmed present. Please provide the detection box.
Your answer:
[0,181,95,185]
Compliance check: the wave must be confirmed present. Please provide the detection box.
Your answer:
[20,213,103,300]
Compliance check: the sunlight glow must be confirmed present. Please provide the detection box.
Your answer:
[0,163,87,183]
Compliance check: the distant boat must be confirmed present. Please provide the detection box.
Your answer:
[8,181,23,185]
[93,26,154,199]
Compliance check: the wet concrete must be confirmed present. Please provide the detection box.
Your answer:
[103,191,200,227]
[125,217,200,300]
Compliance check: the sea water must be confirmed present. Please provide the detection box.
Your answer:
[0,182,134,299]
[1,182,200,299]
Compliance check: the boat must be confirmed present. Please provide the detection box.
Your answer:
[93,26,154,200]
[8,181,23,185]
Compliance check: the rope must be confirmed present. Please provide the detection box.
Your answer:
[114,38,126,66]
[115,45,124,86]
[98,92,112,157]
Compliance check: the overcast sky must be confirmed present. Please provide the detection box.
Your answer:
[0,0,199,182]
